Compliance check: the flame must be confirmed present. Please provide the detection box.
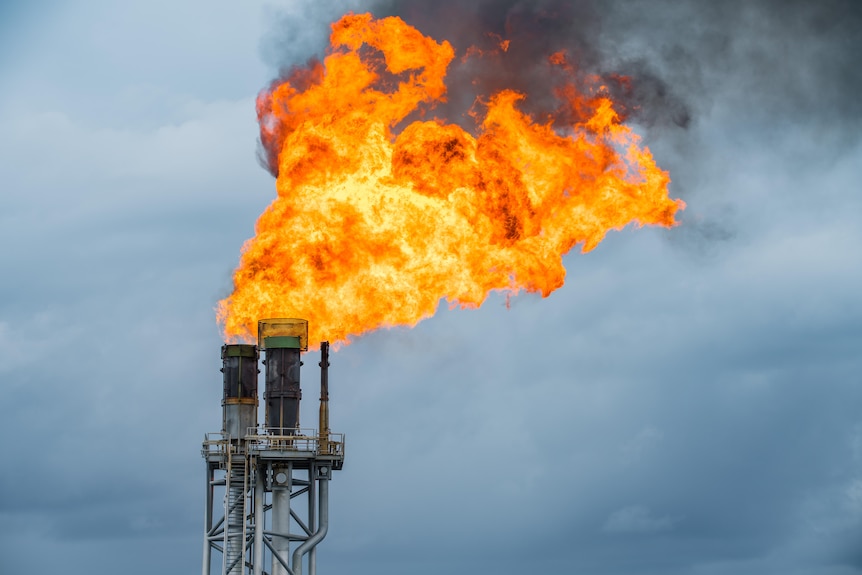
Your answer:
[217,13,684,346]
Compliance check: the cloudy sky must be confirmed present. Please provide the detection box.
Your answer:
[1,1,860,574]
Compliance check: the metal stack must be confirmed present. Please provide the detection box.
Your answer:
[202,319,345,575]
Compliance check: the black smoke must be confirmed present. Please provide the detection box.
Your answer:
[372,0,691,132]
[256,0,694,177]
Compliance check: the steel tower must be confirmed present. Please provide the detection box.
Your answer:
[202,318,345,575]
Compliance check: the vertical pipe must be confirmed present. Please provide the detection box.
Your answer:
[222,344,259,441]
[264,345,302,433]
[308,464,317,575]
[202,464,213,575]
[271,464,291,575]
[318,342,330,453]
[291,476,329,575]
[312,341,328,575]
[253,466,264,575]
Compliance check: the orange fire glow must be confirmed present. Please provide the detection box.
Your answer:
[217,13,684,346]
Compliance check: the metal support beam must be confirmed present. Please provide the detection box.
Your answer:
[253,466,264,575]
[202,464,213,575]
[271,463,292,575]
[308,465,317,575]
[263,536,295,575]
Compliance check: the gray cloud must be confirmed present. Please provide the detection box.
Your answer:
[603,505,680,533]
[1,1,860,574]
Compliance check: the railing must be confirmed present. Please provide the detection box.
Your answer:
[201,432,232,458]
[246,427,345,457]
[201,429,345,458]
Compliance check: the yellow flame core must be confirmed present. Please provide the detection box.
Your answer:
[217,13,684,347]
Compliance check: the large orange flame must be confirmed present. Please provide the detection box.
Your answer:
[217,13,684,346]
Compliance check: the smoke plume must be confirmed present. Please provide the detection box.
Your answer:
[258,0,692,178]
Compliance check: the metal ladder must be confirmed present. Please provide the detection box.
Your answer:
[223,448,249,575]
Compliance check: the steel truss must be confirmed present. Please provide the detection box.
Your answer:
[202,430,344,575]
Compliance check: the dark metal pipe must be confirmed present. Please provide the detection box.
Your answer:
[264,346,302,432]
[258,318,308,434]
[318,342,330,452]
[221,344,259,441]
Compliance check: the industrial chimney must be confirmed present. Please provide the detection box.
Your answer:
[221,344,258,441]
[202,319,344,575]
[260,318,307,433]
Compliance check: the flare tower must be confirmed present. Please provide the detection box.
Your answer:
[201,319,344,575]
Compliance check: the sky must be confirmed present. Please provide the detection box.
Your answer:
[0,1,860,574]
